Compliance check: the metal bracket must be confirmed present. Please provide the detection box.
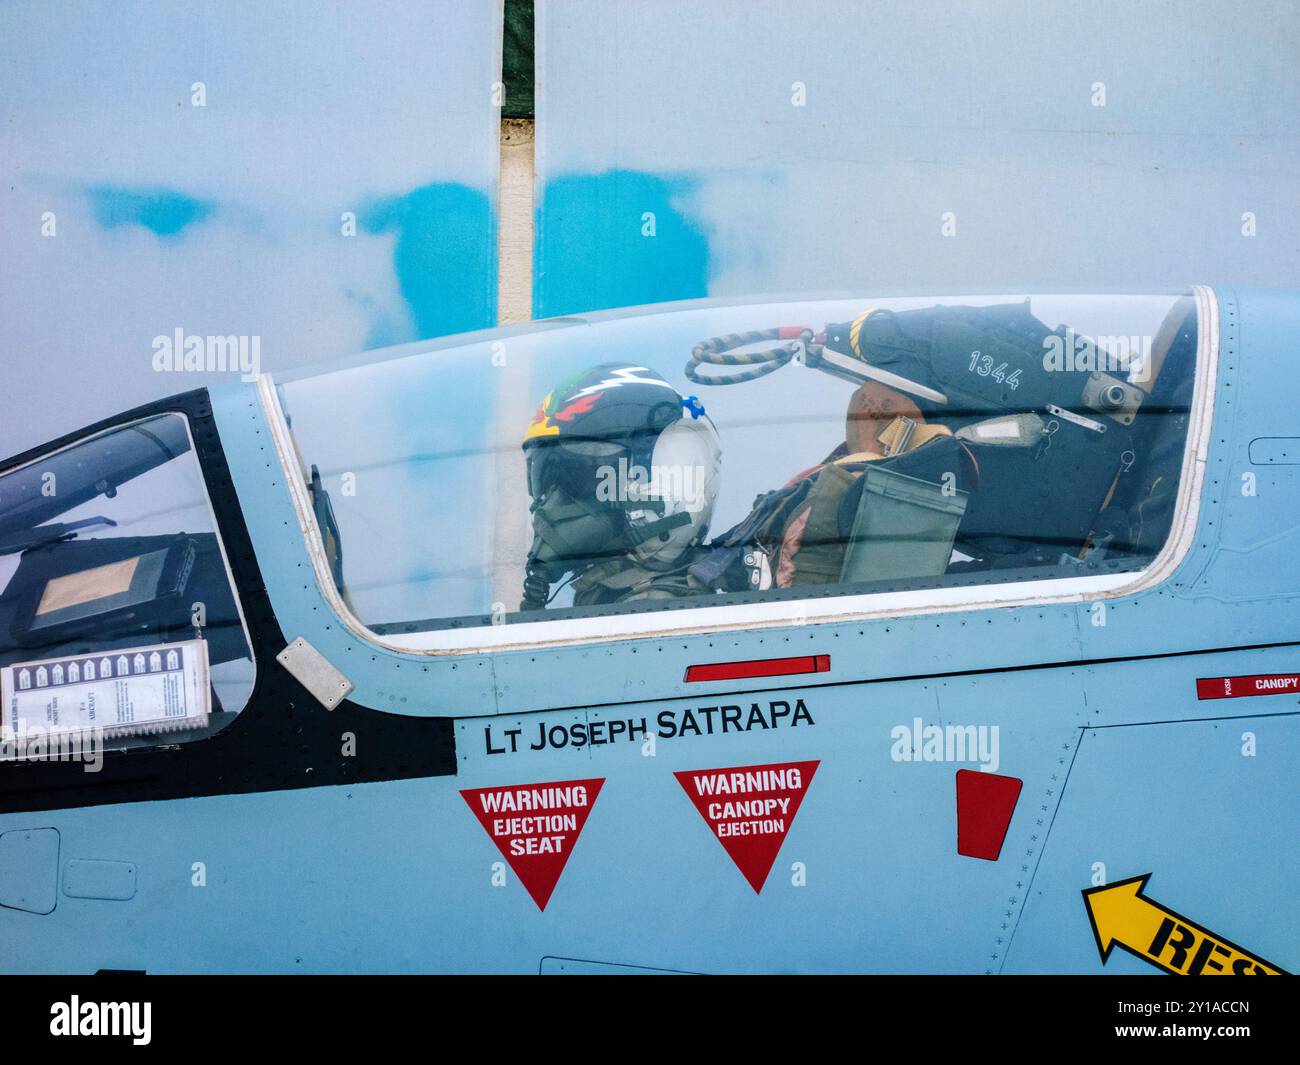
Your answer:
[1047,403,1107,435]
[1081,372,1143,426]
[276,636,353,710]
[808,346,950,405]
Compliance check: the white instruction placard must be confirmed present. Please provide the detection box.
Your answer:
[1,638,210,746]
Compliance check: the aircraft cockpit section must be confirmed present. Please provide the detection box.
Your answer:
[0,293,1214,794]
[8,286,1298,981]
[0,412,255,759]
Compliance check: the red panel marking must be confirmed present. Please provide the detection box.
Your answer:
[1196,673,1300,700]
[684,654,830,683]
[955,769,1023,862]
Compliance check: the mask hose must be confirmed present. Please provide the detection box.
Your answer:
[686,327,815,385]
[520,563,553,611]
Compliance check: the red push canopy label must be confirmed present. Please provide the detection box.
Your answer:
[674,760,819,893]
[1196,673,1300,700]
[460,777,604,911]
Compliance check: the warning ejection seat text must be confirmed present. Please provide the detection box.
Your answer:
[460,778,606,910]
[476,785,585,854]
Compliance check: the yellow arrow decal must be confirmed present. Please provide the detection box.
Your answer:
[1082,874,1287,975]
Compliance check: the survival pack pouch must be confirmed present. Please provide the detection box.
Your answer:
[702,434,973,590]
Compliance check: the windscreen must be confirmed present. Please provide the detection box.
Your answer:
[0,413,255,761]
[276,293,1199,636]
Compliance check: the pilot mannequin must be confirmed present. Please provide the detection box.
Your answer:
[518,363,726,609]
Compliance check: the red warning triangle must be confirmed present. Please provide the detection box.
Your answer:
[460,777,604,910]
[674,760,819,893]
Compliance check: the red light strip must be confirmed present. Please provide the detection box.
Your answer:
[1196,673,1300,699]
[684,654,830,683]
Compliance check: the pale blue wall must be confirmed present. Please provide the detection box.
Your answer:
[8,2,1300,451]
[535,0,1300,316]
[0,0,503,458]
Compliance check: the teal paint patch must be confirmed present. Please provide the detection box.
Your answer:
[87,185,214,238]
[535,170,709,318]
[362,182,497,340]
